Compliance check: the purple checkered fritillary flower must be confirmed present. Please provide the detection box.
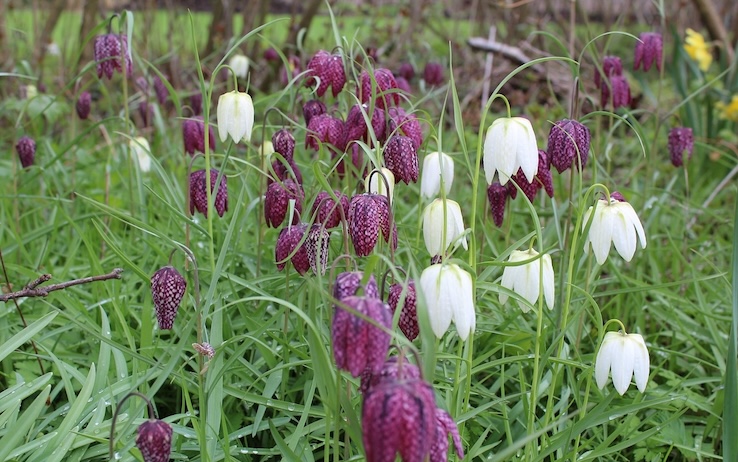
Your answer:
[189,169,228,217]
[151,266,187,330]
[332,295,391,377]
[94,33,132,80]
[136,419,173,462]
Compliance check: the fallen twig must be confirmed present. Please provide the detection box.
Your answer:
[0,268,124,302]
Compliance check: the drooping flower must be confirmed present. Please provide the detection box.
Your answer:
[267,155,303,187]
[302,99,327,125]
[430,408,465,462]
[483,117,538,186]
[384,135,419,184]
[395,76,412,93]
[272,129,296,162]
[263,47,279,62]
[76,91,91,120]
[684,28,712,71]
[582,192,647,265]
[423,61,445,86]
[153,75,169,105]
[305,50,346,97]
[183,117,216,156]
[594,56,623,89]
[362,358,437,462]
[129,136,152,172]
[667,127,694,167]
[217,90,254,144]
[359,68,400,109]
[387,281,419,341]
[348,193,395,256]
[595,330,650,395]
[136,419,173,462]
[548,119,591,173]
[418,263,475,341]
[634,32,663,72]
[189,169,228,217]
[333,272,380,302]
[507,150,554,202]
[600,75,631,109]
[306,113,347,152]
[15,136,36,169]
[422,198,467,258]
[264,179,304,227]
[279,55,302,86]
[332,295,392,377]
[228,53,250,79]
[189,93,203,116]
[716,95,738,122]
[345,103,386,146]
[499,249,554,313]
[487,182,509,227]
[365,168,396,204]
[306,225,330,275]
[311,190,349,228]
[93,33,133,80]
[398,62,415,81]
[420,152,454,200]
[386,106,423,150]
[275,223,310,274]
[151,266,187,330]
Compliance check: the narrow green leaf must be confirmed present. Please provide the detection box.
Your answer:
[0,312,57,363]
[0,385,51,461]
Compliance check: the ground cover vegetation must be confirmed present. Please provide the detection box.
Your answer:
[1,1,738,461]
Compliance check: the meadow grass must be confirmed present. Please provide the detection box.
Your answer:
[0,4,736,462]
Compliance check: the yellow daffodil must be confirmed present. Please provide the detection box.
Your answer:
[716,95,738,122]
[684,28,712,71]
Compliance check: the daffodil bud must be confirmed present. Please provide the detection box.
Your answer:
[217,90,254,144]
[422,198,467,258]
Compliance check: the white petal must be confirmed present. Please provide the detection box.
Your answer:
[590,203,615,265]
[513,118,539,183]
[240,93,255,142]
[217,93,230,142]
[419,265,452,338]
[541,254,555,310]
[483,125,499,184]
[438,152,455,195]
[519,260,540,306]
[610,334,635,395]
[611,205,637,262]
[630,334,650,392]
[621,202,647,250]
[422,202,442,256]
[595,333,618,390]
[449,265,475,340]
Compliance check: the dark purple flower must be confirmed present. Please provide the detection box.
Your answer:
[430,408,464,462]
[279,55,302,86]
[138,101,154,128]
[360,68,401,109]
[349,193,395,256]
[386,107,423,150]
[668,127,694,167]
[263,47,279,62]
[151,266,187,330]
[189,169,228,217]
[275,223,310,274]
[272,129,296,162]
[267,158,303,186]
[395,77,412,94]
[595,56,623,89]
[93,33,132,80]
[601,75,631,109]
[334,272,380,302]
[303,99,327,125]
[135,76,149,93]
[548,119,591,173]
[193,342,215,358]
[306,225,330,275]
[335,143,366,179]
[610,191,626,202]
[423,61,445,86]
[332,295,391,377]
[153,75,169,105]
[487,182,508,227]
[361,356,422,393]
[312,190,349,228]
[76,91,91,120]
[306,114,347,152]
[346,103,386,146]
[305,50,346,97]
[536,150,554,198]
[362,358,437,462]
[388,281,418,341]
[136,419,173,462]
[264,179,304,227]
[183,117,216,156]
[384,135,418,184]
[15,136,36,168]
[398,62,415,81]
[190,93,203,116]
[634,32,663,72]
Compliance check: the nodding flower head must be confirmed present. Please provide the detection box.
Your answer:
[136,418,173,462]
[76,91,91,120]
[302,99,327,125]
[189,169,228,218]
[94,33,133,80]
[346,103,386,147]
[594,55,623,89]
[430,408,465,462]
[360,68,400,109]
[275,223,310,275]
[264,179,304,228]
[305,50,346,97]
[634,32,663,72]
[306,224,331,275]
[668,127,694,167]
[151,266,187,330]
[272,129,296,162]
[398,62,415,81]
[388,281,419,341]
[383,135,419,184]
[348,193,396,256]
[153,75,169,105]
[312,190,349,229]
[487,182,509,227]
[183,117,216,156]
[548,119,591,173]
[387,106,423,150]
[423,61,445,86]
[15,136,36,169]
[333,271,380,302]
[306,114,347,152]
[332,295,392,377]
[601,75,631,109]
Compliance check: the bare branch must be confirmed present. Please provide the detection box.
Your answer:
[0,269,124,302]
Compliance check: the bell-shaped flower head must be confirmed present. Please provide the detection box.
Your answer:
[418,263,475,340]
[582,192,647,265]
[634,32,663,72]
[129,136,152,173]
[217,90,254,144]
[667,127,694,167]
[595,331,650,395]
[499,249,554,313]
[483,117,538,186]
[420,152,454,200]
[422,198,467,258]
[332,295,392,377]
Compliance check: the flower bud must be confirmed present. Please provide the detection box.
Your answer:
[668,127,694,167]
[423,61,445,86]
[151,266,187,330]
[15,136,36,168]
[136,419,173,462]
[189,169,228,217]
[76,91,91,120]
[93,33,132,80]
[383,135,418,184]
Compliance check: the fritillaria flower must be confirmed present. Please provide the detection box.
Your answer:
[189,169,228,217]
[507,150,554,202]
[183,117,216,156]
[595,331,650,395]
[217,90,254,144]
[272,129,296,162]
[594,55,623,89]
[275,223,310,275]
[430,408,465,462]
[499,249,554,313]
[348,193,396,256]
[420,151,454,200]
[582,192,647,265]
[311,190,349,228]
[332,295,391,377]
[333,271,380,302]
[634,32,663,72]
[305,50,346,97]
[189,93,203,116]
[94,33,132,79]
[136,419,173,462]
[365,168,396,203]
[362,358,437,462]
[422,198,467,258]
[15,136,36,168]
[193,342,215,359]
[398,62,415,81]
[228,53,250,79]
[386,106,423,150]
[76,91,91,120]
[423,61,445,86]
[129,136,152,172]
[483,117,538,186]
[264,179,304,228]
[359,68,400,109]
[345,103,386,146]
[383,135,419,184]
[548,119,591,173]
[667,127,694,167]
[487,182,509,227]
[387,281,419,341]
[151,266,187,330]
[418,263,475,340]
[601,75,631,109]
[153,75,169,105]
[302,99,327,125]
[306,225,330,275]
[306,114,347,152]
